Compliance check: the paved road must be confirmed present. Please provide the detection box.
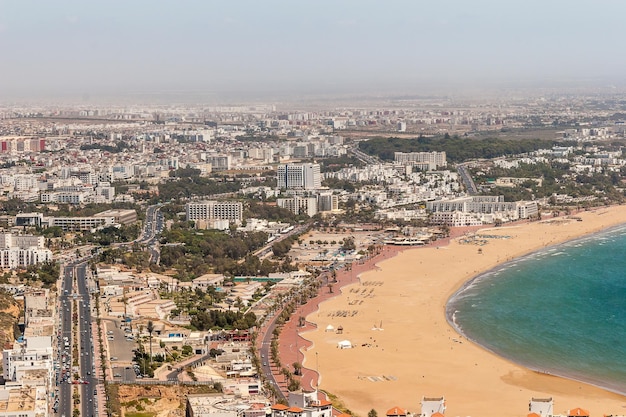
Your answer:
[56,265,73,417]
[76,263,97,417]
[139,204,164,264]
[349,146,380,165]
[253,223,310,260]
[114,203,164,264]
[57,262,97,417]
[457,163,478,194]
[259,310,288,402]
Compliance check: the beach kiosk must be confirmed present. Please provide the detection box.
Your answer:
[337,340,352,349]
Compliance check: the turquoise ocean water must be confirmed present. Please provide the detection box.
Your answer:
[446,224,626,394]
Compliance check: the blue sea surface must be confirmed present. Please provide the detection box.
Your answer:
[447,224,626,394]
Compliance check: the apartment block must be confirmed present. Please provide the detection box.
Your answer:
[394,151,447,170]
[277,196,318,217]
[277,163,321,190]
[0,234,52,269]
[316,192,339,212]
[186,201,243,223]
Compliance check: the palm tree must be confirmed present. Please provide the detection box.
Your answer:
[235,296,244,312]
[292,361,302,376]
[146,320,155,365]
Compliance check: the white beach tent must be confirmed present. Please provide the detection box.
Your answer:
[337,340,353,349]
[325,324,335,332]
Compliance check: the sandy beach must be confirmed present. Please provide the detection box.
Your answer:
[301,207,626,417]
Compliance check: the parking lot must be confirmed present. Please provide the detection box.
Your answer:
[103,319,136,365]
[112,365,138,382]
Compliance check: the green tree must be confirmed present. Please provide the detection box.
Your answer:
[293,362,302,376]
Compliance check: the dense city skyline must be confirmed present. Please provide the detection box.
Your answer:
[2,1,626,102]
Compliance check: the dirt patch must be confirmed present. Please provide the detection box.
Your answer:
[0,292,20,350]
[117,384,218,417]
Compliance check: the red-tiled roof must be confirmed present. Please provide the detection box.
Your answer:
[271,404,289,411]
[311,400,333,407]
[386,406,407,416]
[432,413,445,417]
[568,408,589,417]
[287,407,305,413]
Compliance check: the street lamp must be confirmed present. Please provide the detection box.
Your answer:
[315,352,319,388]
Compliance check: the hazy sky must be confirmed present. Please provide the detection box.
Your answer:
[1,0,625,101]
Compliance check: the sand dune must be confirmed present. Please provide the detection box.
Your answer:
[302,207,626,417]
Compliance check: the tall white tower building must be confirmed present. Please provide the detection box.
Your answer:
[277,163,321,190]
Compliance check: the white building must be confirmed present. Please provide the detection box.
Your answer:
[421,396,446,417]
[429,211,484,227]
[270,390,333,417]
[0,234,52,269]
[427,196,538,224]
[192,274,225,290]
[47,216,114,231]
[394,151,447,170]
[2,336,53,383]
[206,155,232,171]
[277,196,318,217]
[529,397,553,417]
[40,190,90,204]
[277,163,321,190]
[317,192,339,212]
[186,201,243,223]
[95,182,116,201]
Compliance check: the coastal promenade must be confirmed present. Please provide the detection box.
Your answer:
[255,244,406,401]
[261,226,483,401]
[277,245,406,393]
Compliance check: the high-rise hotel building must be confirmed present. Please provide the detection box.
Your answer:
[185,201,243,223]
[277,163,321,190]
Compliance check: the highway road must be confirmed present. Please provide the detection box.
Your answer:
[57,262,97,417]
[56,204,165,416]
[136,204,164,264]
[56,265,73,417]
[457,163,478,195]
[349,146,380,165]
[252,223,310,260]
[76,263,97,417]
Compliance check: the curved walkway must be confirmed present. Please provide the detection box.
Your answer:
[257,227,486,406]
[275,245,406,394]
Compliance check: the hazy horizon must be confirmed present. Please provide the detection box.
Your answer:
[2,0,626,103]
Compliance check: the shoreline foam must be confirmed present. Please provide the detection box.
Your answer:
[446,222,626,398]
[301,207,626,417]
